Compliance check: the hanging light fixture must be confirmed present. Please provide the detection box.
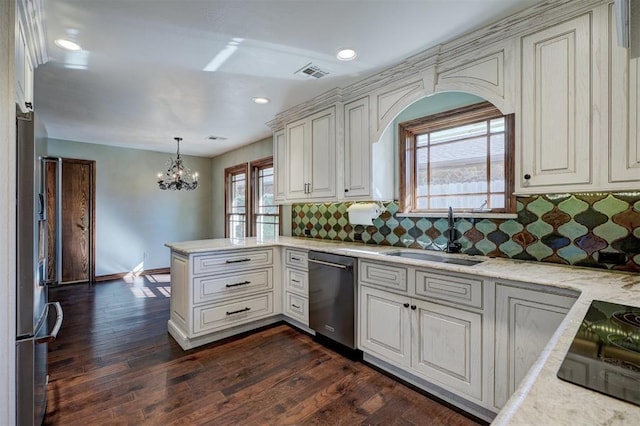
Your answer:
[157,137,199,190]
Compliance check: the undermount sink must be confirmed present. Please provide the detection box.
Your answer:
[383,251,483,266]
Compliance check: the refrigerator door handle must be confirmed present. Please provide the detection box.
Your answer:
[35,302,63,344]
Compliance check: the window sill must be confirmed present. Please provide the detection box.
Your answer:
[396,212,518,219]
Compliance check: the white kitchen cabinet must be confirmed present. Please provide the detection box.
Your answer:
[282,248,309,326]
[343,97,371,198]
[411,298,483,401]
[518,12,594,192]
[15,16,33,113]
[359,285,411,366]
[167,248,279,350]
[285,106,336,201]
[273,130,286,201]
[608,3,640,187]
[493,281,577,409]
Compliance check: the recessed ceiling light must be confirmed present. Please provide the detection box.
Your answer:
[54,38,82,51]
[252,97,270,104]
[336,48,357,61]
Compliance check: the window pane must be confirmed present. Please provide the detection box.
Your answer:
[490,118,505,133]
[490,194,505,209]
[429,137,488,195]
[407,108,507,210]
[254,163,279,237]
[430,121,487,145]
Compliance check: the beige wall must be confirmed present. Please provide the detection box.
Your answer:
[210,137,273,238]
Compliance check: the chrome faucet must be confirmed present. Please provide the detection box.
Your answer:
[445,206,462,254]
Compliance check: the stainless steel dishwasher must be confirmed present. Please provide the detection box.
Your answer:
[308,251,357,350]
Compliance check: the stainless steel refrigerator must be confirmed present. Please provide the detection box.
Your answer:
[16,111,63,426]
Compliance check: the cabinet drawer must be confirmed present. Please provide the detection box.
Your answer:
[414,270,483,309]
[193,249,273,275]
[284,248,308,270]
[284,267,308,296]
[193,268,273,304]
[193,293,274,334]
[284,292,309,325]
[359,260,407,292]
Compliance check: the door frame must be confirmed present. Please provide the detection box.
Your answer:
[61,158,96,284]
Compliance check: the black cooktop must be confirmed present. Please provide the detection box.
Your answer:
[557,300,640,406]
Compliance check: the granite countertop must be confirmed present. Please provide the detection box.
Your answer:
[165,236,640,425]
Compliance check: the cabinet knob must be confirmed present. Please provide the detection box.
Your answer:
[411,305,417,310]
[344,189,349,193]
[403,303,409,308]
[524,174,531,180]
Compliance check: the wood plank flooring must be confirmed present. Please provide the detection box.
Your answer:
[46,277,483,425]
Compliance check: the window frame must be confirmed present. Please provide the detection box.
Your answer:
[224,163,248,238]
[249,157,282,237]
[398,101,515,214]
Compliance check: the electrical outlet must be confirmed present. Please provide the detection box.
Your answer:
[597,251,626,265]
[304,229,311,236]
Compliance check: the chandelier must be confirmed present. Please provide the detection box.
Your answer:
[157,137,198,190]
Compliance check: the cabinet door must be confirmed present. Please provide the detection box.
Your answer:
[493,282,576,409]
[519,13,592,190]
[344,97,370,198]
[411,299,483,401]
[273,130,287,201]
[308,107,336,199]
[359,286,411,367]
[15,18,28,112]
[609,4,640,185]
[285,118,308,199]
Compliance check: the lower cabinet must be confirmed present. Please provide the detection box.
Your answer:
[412,299,483,401]
[168,248,280,350]
[359,274,578,416]
[359,285,482,401]
[282,248,310,326]
[493,281,577,409]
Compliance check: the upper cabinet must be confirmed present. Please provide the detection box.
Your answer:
[270,0,640,202]
[15,17,34,113]
[343,97,371,198]
[15,0,47,113]
[516,3,640,194]
[517,13,594,191]
[608,2,640,186]
[284,106,337,201]
[273,130,286,202]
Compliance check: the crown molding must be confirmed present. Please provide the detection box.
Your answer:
[267,0,609,131]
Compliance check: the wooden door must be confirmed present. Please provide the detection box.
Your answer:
[61,158,95,284]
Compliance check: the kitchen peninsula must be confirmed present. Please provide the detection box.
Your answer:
[166,236,640,425]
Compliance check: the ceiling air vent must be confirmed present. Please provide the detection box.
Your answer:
[294,63,330,79]
[207,135,227,141]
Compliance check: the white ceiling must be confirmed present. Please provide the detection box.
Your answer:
[36,0,541,157]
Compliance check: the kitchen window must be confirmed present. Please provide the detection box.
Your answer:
[399,101,515,213]
[225,163,248,239]
[225,158,280,238]
[250,158,281,238]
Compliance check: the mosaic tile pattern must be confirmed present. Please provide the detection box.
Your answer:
[291,193,640,272]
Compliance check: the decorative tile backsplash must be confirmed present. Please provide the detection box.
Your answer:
[291,193,640,272]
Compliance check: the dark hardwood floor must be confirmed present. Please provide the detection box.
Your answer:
[46,276,482,425]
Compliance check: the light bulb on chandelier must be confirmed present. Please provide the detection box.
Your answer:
[157,137,199,191]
